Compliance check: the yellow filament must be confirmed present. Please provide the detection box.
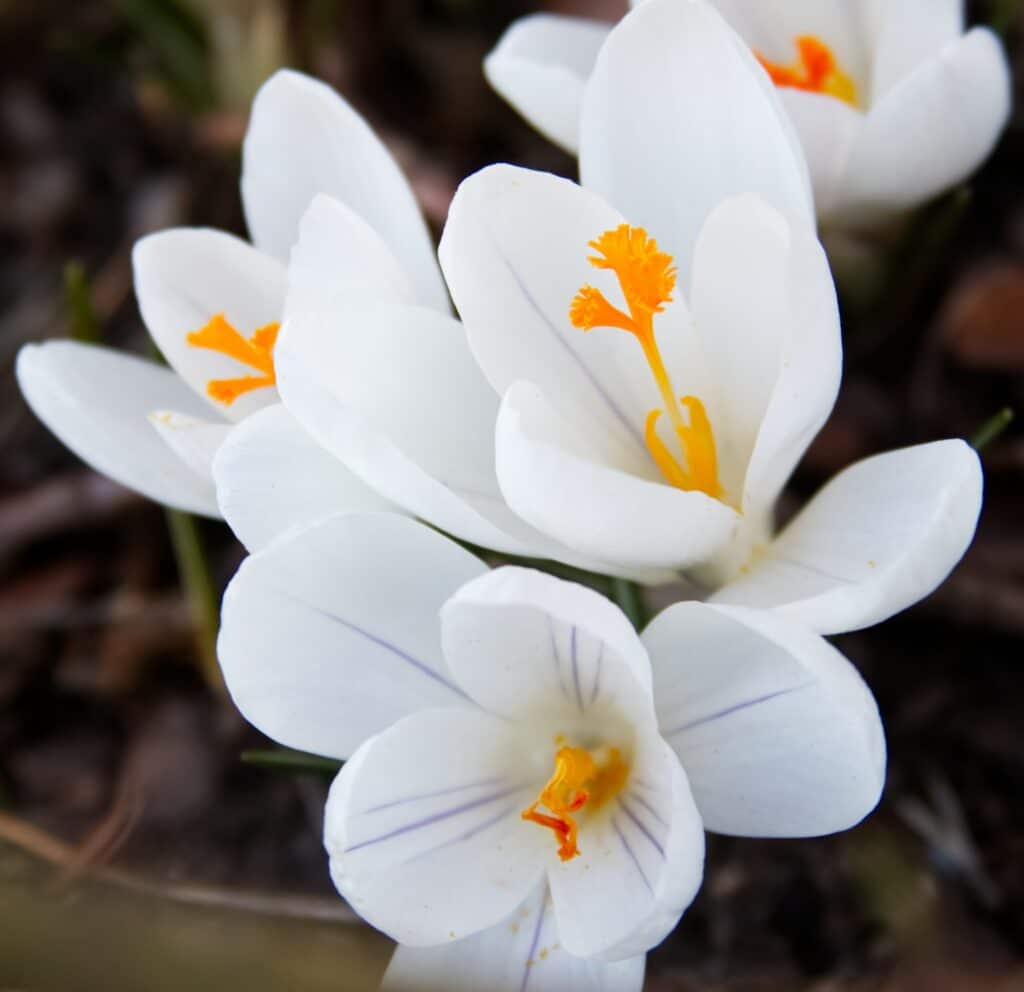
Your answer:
[756,36,859,107]
[186,314,280,406]
[569,224,722,500]
[522,744,628,862]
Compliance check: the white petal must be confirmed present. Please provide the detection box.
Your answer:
[691,194,840,515]
[242,69,449,312]
[580,0,813,279]
[212,404,398,552]
[324,708,547,945]
[496,381,739,572]
[217,513,485,760]
[837,29,1011,221]
[776,90,864,221]
[484,14,612,155]
[148,411,230,480]
[644,602,886,837]
[871,0,964,101]
[440,565,654,723]
[132,228,286,421]
[285,194,418,313]
[710,440,983,634]
[16,341,220,516]
[276,298,548,556]
[383,885,644,992]
[549,733,704,959]
[442,163,704,459]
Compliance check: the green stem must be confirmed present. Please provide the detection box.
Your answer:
[165,509,224,694]
[63,261,102,343]
[610,577,648,631]
[991,0,1023,37]
[971,408,1014,451]
[241,749,342,776]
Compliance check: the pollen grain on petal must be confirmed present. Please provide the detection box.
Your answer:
[757,35,859,107]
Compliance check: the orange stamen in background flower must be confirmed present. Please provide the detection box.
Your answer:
[756,36,859,107]
[186,314,280,405]
[522,744,628,861]
[569,225,723,500]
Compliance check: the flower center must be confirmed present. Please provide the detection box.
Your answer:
[521,742,628,861]
[756,36,859,107]
[569,224,723,500]
[186,314,280,405]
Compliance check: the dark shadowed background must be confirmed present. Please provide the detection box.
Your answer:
[1,1,1023,989]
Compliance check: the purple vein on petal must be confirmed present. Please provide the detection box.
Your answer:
[548,616,569,700]
[345,786,523,854]
[617,797,665,858]
[612,816,653,895]
[289,594,469,700]
[570,625,584,712]
[362,777,506,814]
[402,798,526,867]
[590,641,604,706]
[629,788,668,828]
[483,223,645,452]
[520,888,548,992]
[663,683,813,740]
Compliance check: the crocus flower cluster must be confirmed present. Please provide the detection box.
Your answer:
[15,0,1004,989]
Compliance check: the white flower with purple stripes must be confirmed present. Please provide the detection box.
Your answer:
[217,512,885,991]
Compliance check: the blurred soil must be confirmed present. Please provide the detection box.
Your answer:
[0,1,1023,989]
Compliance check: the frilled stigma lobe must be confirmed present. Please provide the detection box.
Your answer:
[186,314,280,405]
[522,743,628,861]
[756,36,859,107]
[570,225,723,500]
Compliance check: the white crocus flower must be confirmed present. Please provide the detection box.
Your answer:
[438,0,983,635]
[217,511,885,991]
[487,0,1011,230]
[15,69,446,538]
[266,0,815,579]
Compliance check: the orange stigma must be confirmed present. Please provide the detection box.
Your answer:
[756,36,859,107]
[522,743,628,862]
[186,314,280,405]
[569,225,723,500]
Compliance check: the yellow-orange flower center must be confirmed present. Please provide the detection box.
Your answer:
[569,224,723,500]
[186,314,280,405]
[521,743,629,862]
[756,36,859,107]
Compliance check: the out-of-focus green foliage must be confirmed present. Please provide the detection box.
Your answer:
[115,0,214,109]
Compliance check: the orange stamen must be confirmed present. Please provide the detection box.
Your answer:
[186,313,280,406]
[569,225,723,500]
[756,36,859,107]
[522,744,628,862]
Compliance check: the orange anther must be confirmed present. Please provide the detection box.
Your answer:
[522,744,627,862]
[756,36,859,107]
[186,313,280,406]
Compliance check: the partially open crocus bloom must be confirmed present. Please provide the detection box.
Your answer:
[487,0,1011,229]
[270,0,982,627]
[217,512,885,991]
[440,171,982,634]
[16,69,446,536]
[268,0,814,576]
